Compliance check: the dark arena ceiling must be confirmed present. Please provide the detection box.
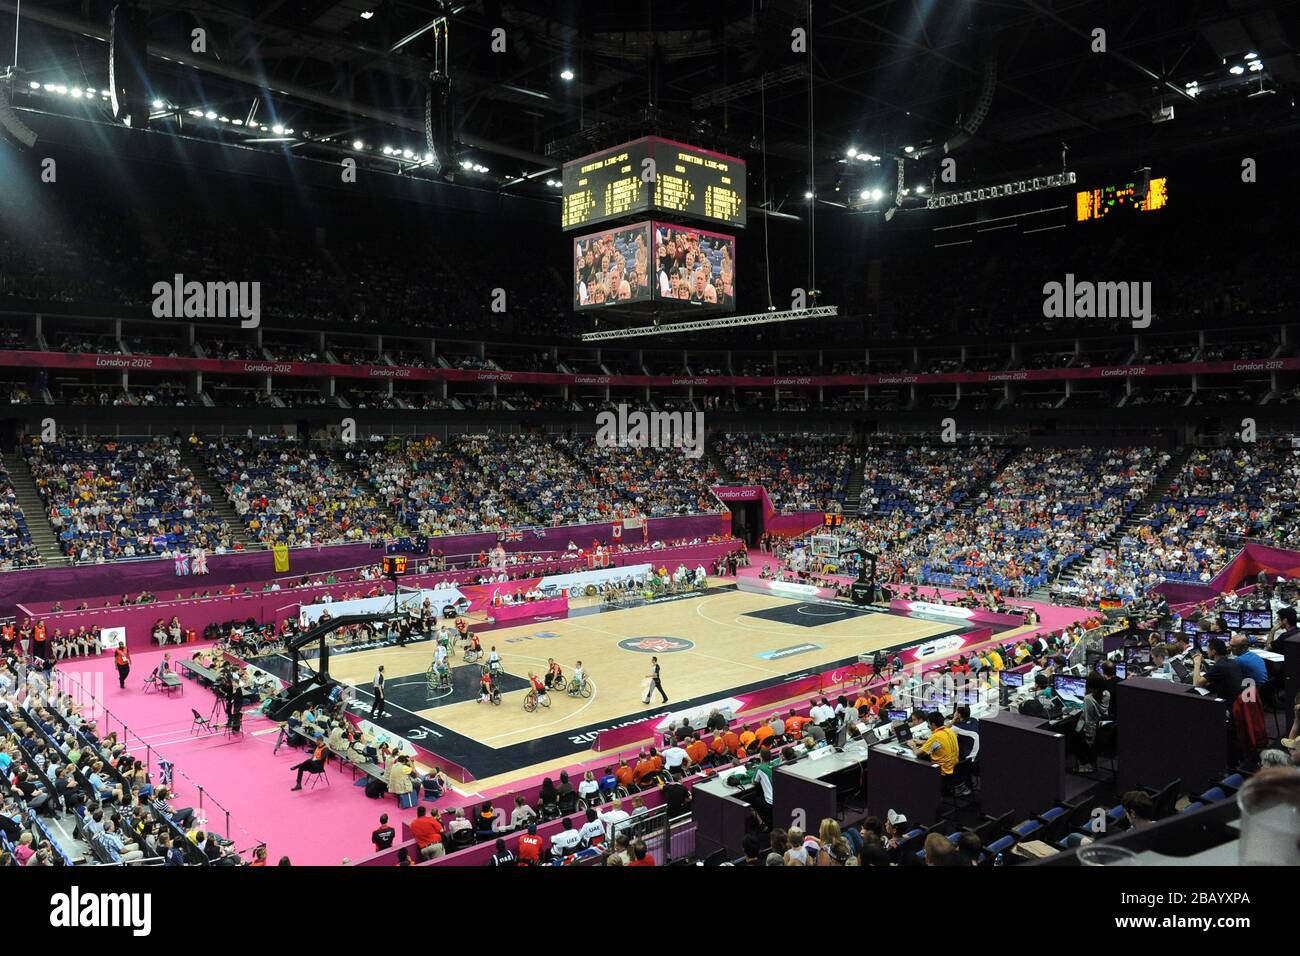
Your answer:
[3,0,1298,212]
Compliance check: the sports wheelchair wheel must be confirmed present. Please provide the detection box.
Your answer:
[462,647,481,663]
[523,691,537,713]
[576,678,592,699]
[490,690,502,706]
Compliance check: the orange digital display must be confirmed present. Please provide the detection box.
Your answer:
[1076,176,1169,221]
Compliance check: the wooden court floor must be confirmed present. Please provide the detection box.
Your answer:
[327,583,960,786]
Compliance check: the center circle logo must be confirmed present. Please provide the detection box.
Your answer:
[618,636,695,654]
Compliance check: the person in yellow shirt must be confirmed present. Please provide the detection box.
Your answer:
[909,712,959,776]
[986,648,1005,672]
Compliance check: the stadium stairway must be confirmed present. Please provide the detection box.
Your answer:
[843,463,865,515]
[1033,445,1193,600]
[2,450,67,566]
[178,445,254,549]
[704,437,730,483]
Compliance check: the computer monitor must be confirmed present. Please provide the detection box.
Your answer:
[1170,656,1192,683]
[1000,670,1025,688]
[1243,610,1272,630]
[885,709,907,722]
[1054,675,1087,701]
[895,723,913,744]
[1219,610,1243,629]
[1095,660,1127,679]
[1181,619,1202,634]
[1126,645,1150,663]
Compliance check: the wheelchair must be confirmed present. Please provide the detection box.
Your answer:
[426,663,452,693]
[462,644,482,663]
[564,676,593,699]
[523,689,552,712]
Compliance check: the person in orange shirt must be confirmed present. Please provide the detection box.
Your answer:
[614,759,635,790]
[785,710,809,739]
[876,689,894,711]
[754,722,775,747]
[738,724,757,751]
[711,734,730,762]
[633,751,658,785]
[686,734,709,767]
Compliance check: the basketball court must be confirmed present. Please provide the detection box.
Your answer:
[258,578,1027,788]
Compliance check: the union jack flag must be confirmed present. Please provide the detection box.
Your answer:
[532,529,547,538]
[501,530,523,542]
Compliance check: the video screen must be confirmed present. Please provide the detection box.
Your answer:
[1054,675,1087,699]
[1181,618,1201,634]
[885,709,907,721]
[1000,670,1025,687]
[1219,610,1243,629]
[573,222,653,309]
[651,223,735,310]
[1243,610,1273,630]
[1096,660,1127,679]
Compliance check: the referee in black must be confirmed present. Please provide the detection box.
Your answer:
[642,656,668,705]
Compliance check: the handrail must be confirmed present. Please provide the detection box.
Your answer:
[51,668,260,848]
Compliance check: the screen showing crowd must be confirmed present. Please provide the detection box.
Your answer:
[573,223,654,309]
[652,223,735,310]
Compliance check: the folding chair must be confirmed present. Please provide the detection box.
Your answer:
[190,709,214,735]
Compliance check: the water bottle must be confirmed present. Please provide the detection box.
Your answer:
[994,852,1004,867]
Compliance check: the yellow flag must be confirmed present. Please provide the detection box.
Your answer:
[272,543,290,573]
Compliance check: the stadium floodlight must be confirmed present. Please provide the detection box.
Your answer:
[579,305,839,342]
[353,140,364,150]
[560,69,575,81]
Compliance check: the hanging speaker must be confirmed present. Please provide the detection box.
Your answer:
[1134,166,1152,203]
[109,1,151,130]
[424,72,453,177]
[0,83,39,148]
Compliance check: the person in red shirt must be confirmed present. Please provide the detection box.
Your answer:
[409,806,445,860]
[528,672,550,707]
[517,824,545,866]
[627,839,656,866]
